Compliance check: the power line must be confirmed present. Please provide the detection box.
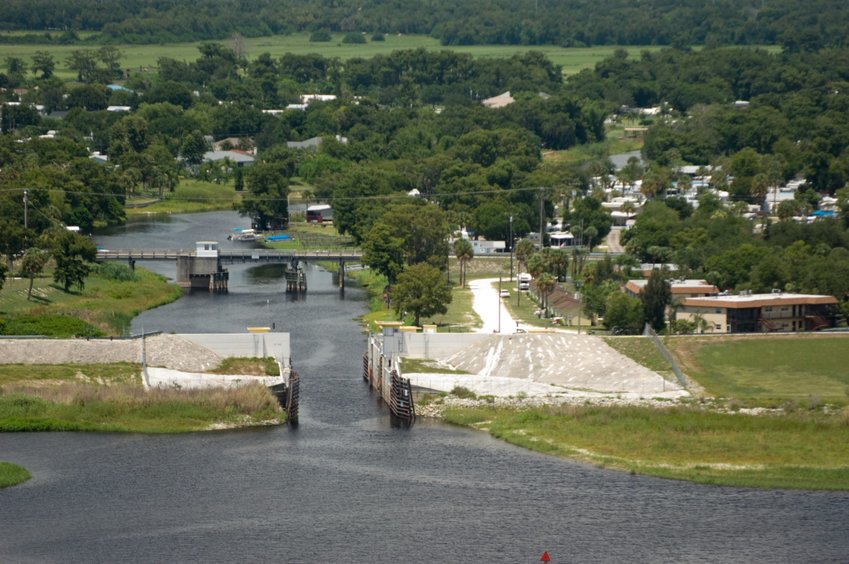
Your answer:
[0,184,550,203]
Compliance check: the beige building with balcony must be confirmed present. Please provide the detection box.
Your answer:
[675,293,839,333]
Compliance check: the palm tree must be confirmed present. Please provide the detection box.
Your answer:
[515,239,536,275]
[453,238,474,288]
[536,272,556,314]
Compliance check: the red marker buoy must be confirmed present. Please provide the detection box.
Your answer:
[540,551,551,562]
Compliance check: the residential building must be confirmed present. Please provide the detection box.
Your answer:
[675,292,838,333]
[625,279,719,299]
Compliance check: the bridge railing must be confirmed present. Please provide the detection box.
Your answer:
[96,248,363,260]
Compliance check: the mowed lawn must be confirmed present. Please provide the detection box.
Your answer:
[668,335,849,404]
[1,33,663,80]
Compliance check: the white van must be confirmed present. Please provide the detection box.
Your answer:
[517,273,532,291]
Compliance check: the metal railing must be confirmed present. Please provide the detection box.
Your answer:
[643,324,688,389]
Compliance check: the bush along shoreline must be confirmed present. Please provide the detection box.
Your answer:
[0,461,31,488]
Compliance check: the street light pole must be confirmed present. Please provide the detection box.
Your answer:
[23,189,28,229]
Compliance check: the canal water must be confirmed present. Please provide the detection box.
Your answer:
[1,212,848,563]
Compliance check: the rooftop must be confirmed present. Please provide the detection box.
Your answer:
[681,293,838,309]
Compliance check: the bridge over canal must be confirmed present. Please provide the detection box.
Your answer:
[96,243,363,293]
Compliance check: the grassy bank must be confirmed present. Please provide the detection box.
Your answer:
[666,334,849,406]
[0,362,284,432]
[0,384,282,433]
[0,265,182,337]
[443,404,849,490]
[0,462,30,489]
[125,179,240,216]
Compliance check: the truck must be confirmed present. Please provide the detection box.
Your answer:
[517,273,532,291]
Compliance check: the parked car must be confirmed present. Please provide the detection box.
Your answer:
[499,289,510,298]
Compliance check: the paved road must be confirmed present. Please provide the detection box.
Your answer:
[605,226,626,253]
[468,278,522,333]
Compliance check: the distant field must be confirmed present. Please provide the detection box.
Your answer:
[667,334,849,405]
[2,33,665,80]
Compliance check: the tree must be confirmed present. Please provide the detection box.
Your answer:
[31,51,55,79]
[20,247,49,300]
[641,269,671,331]
[238,162,290,230]
[536,272,556,313]
[234,166,244,192]
[391,263,452,326]
[181,130,209,167]
[380,202,449,267]
[453,238,474,288]
[603,292,644,334]
[515,238,536,274]
[49,230,97,292]
[362,223,406,285]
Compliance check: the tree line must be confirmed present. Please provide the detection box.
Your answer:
[2,0,848,49]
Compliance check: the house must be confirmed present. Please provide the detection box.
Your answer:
[471,240,506,255]
[89,152,109,165]
[675,292,838,333]
[286,134,348,150]
[625,279,719,299]
[482,91,515,109]
[301,94,337,104]
[202,150,255,166]
[549,231,576,247]
[306,204,333,223]
[211,137,253,153]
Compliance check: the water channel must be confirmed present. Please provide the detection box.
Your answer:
[1,211,848,563]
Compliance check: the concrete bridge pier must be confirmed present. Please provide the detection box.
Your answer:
[176,242,229,293]
[285,260,307,293]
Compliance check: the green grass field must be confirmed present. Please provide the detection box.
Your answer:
[3,33,666,81]
[667,335,849,406]
[443,404,849,490]
[603,336,677,382]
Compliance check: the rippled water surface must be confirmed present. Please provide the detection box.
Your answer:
[1,212,847,563]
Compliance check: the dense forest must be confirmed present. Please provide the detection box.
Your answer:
[1,0,849,48]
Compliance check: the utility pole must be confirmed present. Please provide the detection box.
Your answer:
[23,189,28,229]
[509,214,513,282]
[498,276,502,334]
[538,187,545,249]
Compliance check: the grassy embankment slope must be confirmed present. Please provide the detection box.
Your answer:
[126,178,240,215]
[0,265,181,337]
[445,334,849,490]
[0,362,283,432]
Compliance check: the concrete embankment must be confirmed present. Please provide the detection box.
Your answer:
[0,334,223,372]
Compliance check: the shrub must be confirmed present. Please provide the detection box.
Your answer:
[98,262,139,281]
[450,386,477,399]
[371,32,385,41]
[0,315,104,338]
[342,32,366,44]
[309,30,332,42]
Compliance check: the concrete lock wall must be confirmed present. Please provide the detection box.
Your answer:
[401,333,491,360]
[179,333,291,366]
